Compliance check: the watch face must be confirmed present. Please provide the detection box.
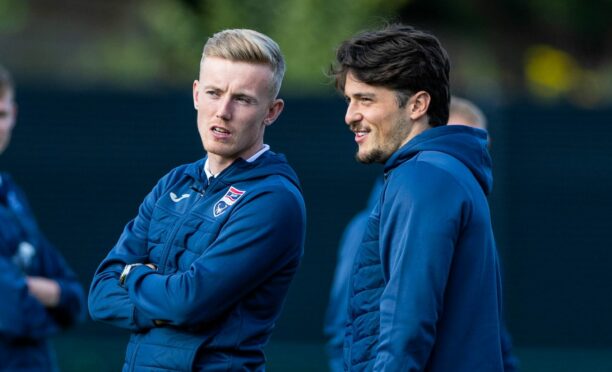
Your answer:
[120,265,131,285]
[120,263,145,286]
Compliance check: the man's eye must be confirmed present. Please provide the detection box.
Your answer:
[236,96,252,104]
[205,90,219,97]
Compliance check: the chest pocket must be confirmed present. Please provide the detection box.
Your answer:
[172,213,220,272]
[147,201,178,269]
[147,188,234,273]
[173,197,242,271]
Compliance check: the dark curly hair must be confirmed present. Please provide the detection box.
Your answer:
[331,24,450,127]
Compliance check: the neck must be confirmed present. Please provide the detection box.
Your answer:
[400,119,432,148]
[207,155,234,177]
[207,143,267,175]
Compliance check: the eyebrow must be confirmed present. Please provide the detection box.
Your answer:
[204,85,259,104]
[345,92,376,100]
[234,92,258,102]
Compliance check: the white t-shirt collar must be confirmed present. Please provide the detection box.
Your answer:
[204,144,270,180]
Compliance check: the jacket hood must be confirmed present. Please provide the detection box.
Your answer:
[384,125,493,194]
[184,151,302,191]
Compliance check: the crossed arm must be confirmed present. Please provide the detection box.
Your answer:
[88,178,305,331]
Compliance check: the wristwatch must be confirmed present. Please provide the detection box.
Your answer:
[119,263,143,286]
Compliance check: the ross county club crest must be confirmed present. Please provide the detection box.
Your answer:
[213,186,246,217]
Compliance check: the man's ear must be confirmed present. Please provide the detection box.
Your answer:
[408,91,431,121]
[263,98,284,126]
[192,80,199,110]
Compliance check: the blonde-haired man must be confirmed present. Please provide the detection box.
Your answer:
[89,29,306,371]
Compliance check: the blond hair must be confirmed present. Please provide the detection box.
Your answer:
[202,29,285,98]
[449,96,487,129]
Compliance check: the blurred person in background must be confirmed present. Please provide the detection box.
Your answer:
[448,96,487,131]
[88,29,306,371]
[331,24,505,371]
[0,64,85,371]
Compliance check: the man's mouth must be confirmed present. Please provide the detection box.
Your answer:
[210,126,232,140]
[212,126,230,134]
[355,130,368,138]
[352,127,370,143]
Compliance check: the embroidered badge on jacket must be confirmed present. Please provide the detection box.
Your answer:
[170,192,190,202]
[213,186,246,217]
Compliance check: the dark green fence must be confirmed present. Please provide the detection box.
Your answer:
[2,88,611,370]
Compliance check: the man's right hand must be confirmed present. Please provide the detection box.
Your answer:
[26,276,60,308]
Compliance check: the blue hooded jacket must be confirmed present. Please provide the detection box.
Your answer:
[0,172,85,371]
[88,150,306,371]
[344,125,504,371]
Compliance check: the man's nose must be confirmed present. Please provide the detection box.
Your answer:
[215,98,232,121]
[345,102,363,125]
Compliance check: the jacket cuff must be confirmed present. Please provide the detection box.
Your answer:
[124,265,156,329]
[53,279,85,326]
[132,306,155,329]
[124,264,154,291]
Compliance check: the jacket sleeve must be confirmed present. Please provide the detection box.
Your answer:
[87,170,182,331]
[0,257,61,340]
[123,185,306,327]
[373,163,465,371]
[0,176,85,339]
[33,235,86,328]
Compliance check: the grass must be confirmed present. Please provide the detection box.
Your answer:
[52,333,612,371]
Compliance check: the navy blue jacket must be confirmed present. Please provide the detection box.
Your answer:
[0,172,85,371]
[345,125,504,371]
[89,151,306,371]
[324,178,383,372]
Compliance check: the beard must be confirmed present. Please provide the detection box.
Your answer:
[356,147,388,164]
[352,115,412,165]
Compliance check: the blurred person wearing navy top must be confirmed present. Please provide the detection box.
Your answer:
[0,65,85,371]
